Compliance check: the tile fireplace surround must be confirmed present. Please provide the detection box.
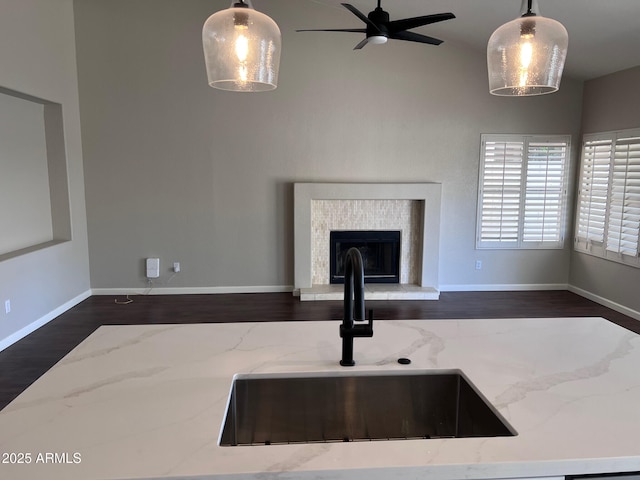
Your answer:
[294,183,442,301]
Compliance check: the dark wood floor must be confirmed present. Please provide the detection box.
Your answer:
[0,290,638,411]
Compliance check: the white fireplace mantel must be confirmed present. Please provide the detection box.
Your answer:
[293,183,442,295]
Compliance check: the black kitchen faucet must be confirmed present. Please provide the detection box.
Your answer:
[339,247,374,366]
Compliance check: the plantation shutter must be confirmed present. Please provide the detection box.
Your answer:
[576,139,613,243]
[477,135,569,249]
[479,139,524,245]
[523,141,568,243]
[606,135,640,256]
[575,129,640,268]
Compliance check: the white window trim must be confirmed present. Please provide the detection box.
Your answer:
[574,128,640,268]
[476,134,571,250]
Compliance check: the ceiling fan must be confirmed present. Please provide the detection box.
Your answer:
[296,1,455,50]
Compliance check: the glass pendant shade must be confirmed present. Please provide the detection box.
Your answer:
[202,0,281,92]
[487,1,568,96]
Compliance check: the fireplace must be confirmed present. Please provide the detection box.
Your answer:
[293,182,442,300]
[330,230,401,284]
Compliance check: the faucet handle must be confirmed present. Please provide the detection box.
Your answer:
[356,309,373,323]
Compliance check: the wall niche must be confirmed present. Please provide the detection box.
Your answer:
[0,86,71,261]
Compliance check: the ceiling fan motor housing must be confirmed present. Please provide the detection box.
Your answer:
[367,7,389,38]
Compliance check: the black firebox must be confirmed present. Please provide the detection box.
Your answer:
[329,230,401,284]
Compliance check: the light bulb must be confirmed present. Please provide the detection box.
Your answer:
[518,40,532,86]
[519,40,533,68]
[235,33,249,62]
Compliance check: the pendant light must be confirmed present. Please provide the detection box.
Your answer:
[487,0,568,96]
[202,0,281,92]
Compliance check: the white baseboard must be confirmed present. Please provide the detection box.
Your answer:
[91,285,294,296]
[0,289,92,353]
[439,283,569,292]
[568,285,640,321]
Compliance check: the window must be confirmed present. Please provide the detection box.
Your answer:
[575,128,640,267]
[477,134,570,249]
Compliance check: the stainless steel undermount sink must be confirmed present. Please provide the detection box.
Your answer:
[219,370,516,446]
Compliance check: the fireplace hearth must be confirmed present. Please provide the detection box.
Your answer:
[330,230,401,284]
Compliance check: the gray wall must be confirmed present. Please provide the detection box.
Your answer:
[569,66,640,314]
[75,0,583,293]
[0,0,91,345]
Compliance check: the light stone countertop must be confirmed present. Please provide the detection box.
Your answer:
[1,317,640,480]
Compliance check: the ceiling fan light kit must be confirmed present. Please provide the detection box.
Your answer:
[202,0,281,92]
[368,35,388,45]
[487,0,568,96]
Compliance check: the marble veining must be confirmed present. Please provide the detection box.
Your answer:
[58,325,183,366]
[493,331,638,410]
[374,321,446,366]
[1,318,640,480]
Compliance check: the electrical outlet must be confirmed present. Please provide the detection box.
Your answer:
[4,299,10,314]
[173,262,181,273]
[475,260,482,270]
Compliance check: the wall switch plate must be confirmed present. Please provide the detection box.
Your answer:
[4,299,10,314]
[146,258,160,278]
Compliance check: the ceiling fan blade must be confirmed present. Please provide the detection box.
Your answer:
[341,3,382,33]
[353,37,370,50]
[296,28,367,33]
[389,30,443,46]
[388,12,455,33]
